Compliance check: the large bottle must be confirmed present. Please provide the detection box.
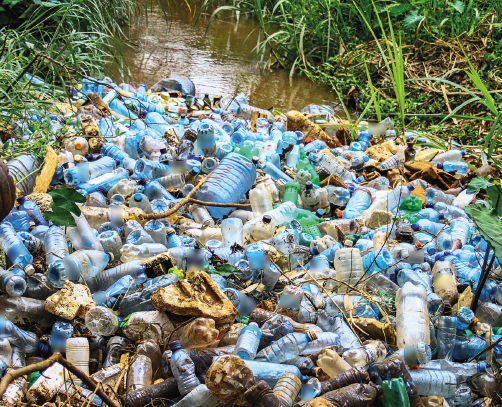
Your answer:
[0,317,40,353]
[76,167,130,195]
[86,259,147,292]
[197,152,257,218]
[169,340,201,395]
[0,269,26,297]
[62,250,112,285]
[17,196,48,226]
[249,183,274,217]
[408,370,457,398]
[396,282,430,349]
[66,213,104,251]
[343,188,372,219]
[65,338,89,385]
[64,156,117,185]
[243,202,299,239]
[7,155,41,196]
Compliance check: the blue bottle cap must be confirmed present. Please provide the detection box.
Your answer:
[16,196,26,204]
[51,115,58,121]
[411,223,420,231]
[438,213,445,220]
[407,184,415,191]
[140,83,145,87]
[315,209,324,217]
[427,247,436,255]
[436,163,444,170]
[461,150,467,156]
[478,361,487,373]
[426,202,434,208]
[169,340,181,351]
[133,194,143,202]
[357,176,365,183]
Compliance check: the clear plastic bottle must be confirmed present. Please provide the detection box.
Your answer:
[436,316,457,360]
[172,384,218,407]
[86,259,147,292]
[255,331,318,364]
[7,155,41,196]
[189,204,215,227]
[120,242,167,262]
[233,322,262,360]
[249,183,274,217]
[334,248,365,293]
[317,348,352,377]
[85,306,120,336]
[97,230,123,259]
[6,209,31,232]
[408,370,456,398]
[127,354,153,392]
[170,318,219,349]
[221,217,244,247]
[273,373,302,407]
[63,250,112,285]
[170,340,201,395]
[433,149,466,163]
[243,202,298,239]
[396,282,430,348]
[66,213,104,251]
[144,220,168,246]
[27,362,66,404]
[342,340,387,367]
[66,136,89,156]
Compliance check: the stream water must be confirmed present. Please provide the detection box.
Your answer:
[110,3,338,112]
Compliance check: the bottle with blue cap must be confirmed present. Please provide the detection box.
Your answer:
[169,340,201,395]
[0,222,35,275]
[50,115,62,136]
[382,183,415,212]
[134,82,147,102]
[435,161,469,174]
[432,201,467,220]
[233,322,262,360]
[343,187,371,219]
[433,149,467,163]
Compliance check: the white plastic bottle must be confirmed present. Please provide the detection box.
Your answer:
[396,282,430,349]
[65,338,89,385]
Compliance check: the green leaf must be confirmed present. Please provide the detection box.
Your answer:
[213,264,242,277]
[49,188,86,216]
[467,177,494,195]
[404,10,424,28]
[465,203,502,263]
[43,203,77,227]
[486,185,502,216]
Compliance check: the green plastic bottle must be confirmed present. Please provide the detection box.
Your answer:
[299,215,322,238]
[382,378,410,407]
[296,207,323,222]
[283,180,301,205]
[238,140,260,160]
[296,157,320,186]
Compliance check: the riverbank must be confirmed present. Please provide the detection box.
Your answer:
[200,0,502,153]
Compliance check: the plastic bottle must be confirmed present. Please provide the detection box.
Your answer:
[0,269,27,297]
[0,222,34,275]
[342,340,387,367]
[382,378,410,407]
[27,362,66,404]
[433,149,466,163]
[7,155,41,196]
[255,331,318,364]
[334,248,365,293]
[273,373,301,407]
[17,196,48,226]
[408,370,456,398]
[0,317,40,353]
[301,182,321,212]
[120,242,167,262]
[6,209,31,232]
[98,230,123,259]
[85,306,120,336]
[170,340,201,395]
[233,322,262,360]
[249,183,274,216]
[317,348,352,377]
[127,354,153,392]
[76,167,130,195]
[437,161,468,174]
[396,282,430,348]
[65,338,89,385]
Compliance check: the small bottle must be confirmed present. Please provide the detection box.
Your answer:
[120,243,167,262]
[85,306,120,336]
[65,338,89,385]
[97,230,123,259]
[170,318,219,349]
[169,340,201,395]
[255,331,318,364]
[1,317,40,353]
[17,196,48,226]
[316,348,352,377]
[27,362,66,404]
[129,193,153,213]
[0,222,34,275]
[0,269,27,297]
[396,282,430,348]
[342,340,387,367]
[63,250,112,285]
[301,181,320,212]
[249,183,274,217]
[66,213,104,251]
[233,322,262,360]
[408,370,456,398]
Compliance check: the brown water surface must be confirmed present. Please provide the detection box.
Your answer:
[110,3,338,112]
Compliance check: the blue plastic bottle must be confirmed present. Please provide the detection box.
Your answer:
[437,161,468,174]
[0,316,40,353]
[0,268,26,296]
[17,196,49,226]
[167,228,183,248]
[49,321,74,353]
[64,156,117,186]
[101,143,137,171]
[362,247,394,275]
[135,83,147,102]
[197,153,257,218]
[0,222,34,274]
[44,225,70,288]
[233,322,262,360]
[134,158,170,179]
[6,209,30,232]
[76,167,130,196]
[260,161,292,183]
[416,208,443,222]
[92,275,135,306]
[169,340,201,395]
[343,188,371,219]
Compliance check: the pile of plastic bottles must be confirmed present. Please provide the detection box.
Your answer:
[1,74,502,407]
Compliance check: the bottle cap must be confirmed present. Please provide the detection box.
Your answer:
[306,330,318,342]
[166,227,175,236]
[427,247,436,255]
[263,215,272,224]
[363,156,369,162]
[415,241,423,249]
[305,138,312,143]
[311,246,320,256]
[407,184,415,191]
[411,223,420,231]
[425,202,434,208]
[140,82,145,86]
[438,213,445,220]
[107,253,114,262]
[24,265,35,276]
[478,361,487,373]
[461,150,467,157]
[252,157,259,165]
[336,210,343,218]
[436,163,444,170]
[315,209,324,218]
[51,115,58,120]
[160,148,168,154]
[305,181,313,190]
[16,196,26,204]
[75,142,83,150]
[169,340,181,351]
[133,194,143,202]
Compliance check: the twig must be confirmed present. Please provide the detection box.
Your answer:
[0,353,120,407]
[186,198,251,208]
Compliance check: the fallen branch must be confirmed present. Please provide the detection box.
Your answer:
[0,353,120,407]
[139,174,252,220]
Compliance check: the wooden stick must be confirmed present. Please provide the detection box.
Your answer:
[0,353,120,407]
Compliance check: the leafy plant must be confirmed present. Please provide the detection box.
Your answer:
[43,187,86,227]
[213,264,243,277]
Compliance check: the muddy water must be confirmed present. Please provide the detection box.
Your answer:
[111,4,337,112]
